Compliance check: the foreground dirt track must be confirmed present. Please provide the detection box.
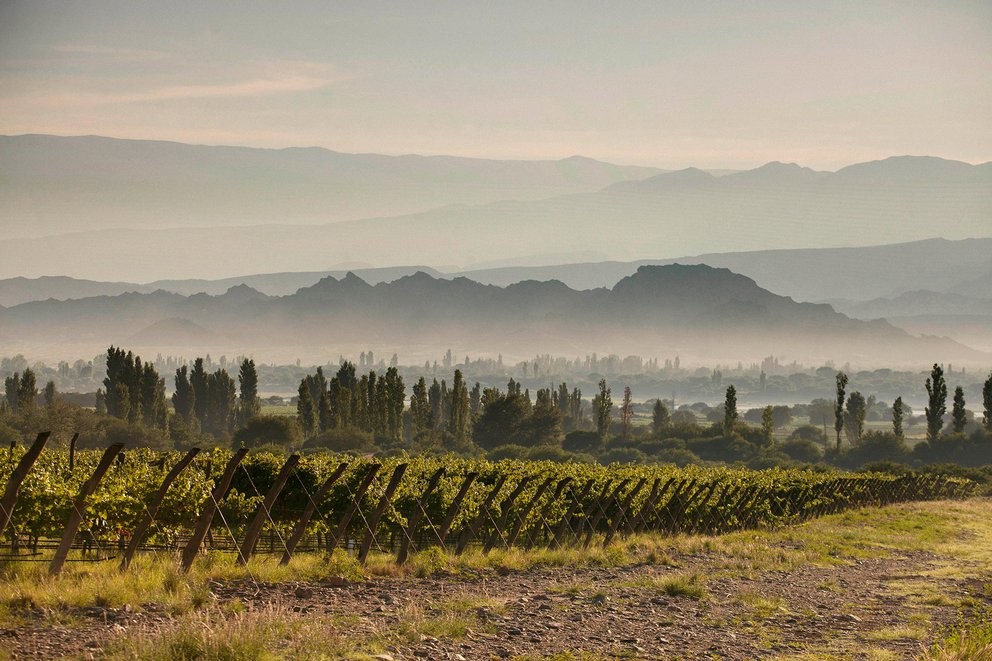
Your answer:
[2,499,991,659]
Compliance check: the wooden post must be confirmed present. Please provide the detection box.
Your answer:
[357,463,408,563]
[121,447,201,570]
[237,454,300,565]
[280,461,348,564]
[437,472,477,548]
[584,479,629,547]
[49,443,124,576]
[456,475,507,555]
[603,478,647,546]
[551,478,595,547]
[530,477,572,549]
[505,477,554,548]
[326,463,381,556]
[0,432,50,539]
[180,448,248,573]
[68,432,78,473]
[396,467,445,564]
[483,476,533,553]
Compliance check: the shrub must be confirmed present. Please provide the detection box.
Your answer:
[232,415,303,449]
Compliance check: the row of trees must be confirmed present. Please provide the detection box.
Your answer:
[295,363,406,442]
[172,357,260,438]
[716,364,992,453]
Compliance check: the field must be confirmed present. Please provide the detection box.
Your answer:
[0,498,990,659]
[0,446,989,658]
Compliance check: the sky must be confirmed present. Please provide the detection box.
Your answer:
[1,1,990,170]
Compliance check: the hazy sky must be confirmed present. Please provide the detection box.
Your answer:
[1,1,990,169]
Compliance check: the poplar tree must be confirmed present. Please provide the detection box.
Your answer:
[925,363,947,441]
[297,379,317,438]
[951,386,967,433]
[844,391,866,444]
[173,366,196,422]
[834,372,848,451]
[892,396,904,440]
[450,369,470,444]
[620,386,633,440]
[237,358,261,426]
[723,385,738,436]
[410,377,432,437]
[592,378,612,439]
[984,372,992,433]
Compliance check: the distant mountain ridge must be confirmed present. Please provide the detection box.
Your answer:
[2,238,989,306]
[0,264,984,368]
[1,142,987,281]
[0,134,665,238]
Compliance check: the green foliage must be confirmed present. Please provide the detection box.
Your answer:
[984,371,992,433]
[592,378,612,439]
[723,385,738,435]
[892,396,904,440]
[952,386,967,434]
[834,371,848,451]
[232,415,303,448]
[926,363,948,442]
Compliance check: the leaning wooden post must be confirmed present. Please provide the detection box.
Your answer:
[551,478,595,547]
[326,463,381,555]
[396,467,445,564]
[180,448,249,573]
[505,477,554,548]
[483,476,533,553]
[280,461,348,564]
[49,442,124,576]
[237,454,300,565]
[436,472,477,548]
[67,432,79,473]
[357,463,408,563]
[603,478,647,546]
[456,475,507,555]
[121,447,201,570]
[0,432,50,540]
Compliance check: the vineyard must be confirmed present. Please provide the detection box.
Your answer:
[0,433,977,575]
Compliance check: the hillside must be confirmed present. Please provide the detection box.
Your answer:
[0,134,663,238]
[0,265,983,368]
[0,151,987,281]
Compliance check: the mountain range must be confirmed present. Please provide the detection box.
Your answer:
[0,264,984,368]
[1,238,988,306]
[0,134,664,238]
[1,135,989,282]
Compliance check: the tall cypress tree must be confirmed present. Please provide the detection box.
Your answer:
[925,363,947,441]
[723,385,738,436]
[450,369,470,444]
[173,365,196,423]
[297,378,317,437]
[237,358,261,426]
[984,371,992,433]
[592,378,612,439]
[190,358,209,431]
[951,386,967,433]
[410,377,432,438]
[834,372,848,451]
[892,396,904,440]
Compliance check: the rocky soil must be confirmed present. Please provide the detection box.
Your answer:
[3,541,987,660]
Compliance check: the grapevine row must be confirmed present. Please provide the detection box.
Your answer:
[0,438,976,572]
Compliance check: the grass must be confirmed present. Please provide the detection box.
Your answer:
[921,611,992,660]
[1,497,990,658]
[617,572,707,600]
[0,551,364,623]
[113,606,370,660]
[736,591,789,620]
